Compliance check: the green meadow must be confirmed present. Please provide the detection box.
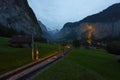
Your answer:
[0,37,60,75]
[33,48,120,80]
[1,37,120,80]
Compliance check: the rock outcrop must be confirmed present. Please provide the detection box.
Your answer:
[0,0,41,36]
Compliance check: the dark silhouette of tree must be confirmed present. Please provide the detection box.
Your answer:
[106,41,120,62]
[73,39,81,48]
[106,41,120,55]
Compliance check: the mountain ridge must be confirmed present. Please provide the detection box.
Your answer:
[0,0,42,37]
[59,3,120,41]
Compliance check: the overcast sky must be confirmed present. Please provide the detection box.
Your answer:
[28,0,120,30]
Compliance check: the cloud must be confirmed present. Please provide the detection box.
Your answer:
[28,0,120,30]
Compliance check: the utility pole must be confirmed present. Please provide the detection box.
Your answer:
[32,33,35,60]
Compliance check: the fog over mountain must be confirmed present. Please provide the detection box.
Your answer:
[59,3,120,41]
[28,0,120,30]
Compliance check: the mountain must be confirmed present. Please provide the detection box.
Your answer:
[81,3,120,23]
[59,3,120,41]
[48,29,59,34]
[47,29,60,41]
[38,21,47,34]
[38,20,49,39]
[38,20,59,41]
[0,0,42,37]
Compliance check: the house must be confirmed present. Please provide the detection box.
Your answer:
[10,35,32,48]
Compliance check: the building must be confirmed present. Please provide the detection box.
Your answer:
[10,35,32,48]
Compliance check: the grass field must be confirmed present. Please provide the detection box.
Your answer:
[33,48,120,80]
[0,37,61,75]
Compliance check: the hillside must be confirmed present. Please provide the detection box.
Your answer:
[59,3,120,41]
[0,0,42,37]
[34,48,120,80]
[0,37,61,75]
[81,3,120,23]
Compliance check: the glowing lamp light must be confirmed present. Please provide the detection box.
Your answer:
[36,47,39,60]
[86,39,92,44]
[88,25,93,30]
[86,24,94,45]
[65,45,71,49]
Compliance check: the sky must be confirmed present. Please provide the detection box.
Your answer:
[28,0,120,30]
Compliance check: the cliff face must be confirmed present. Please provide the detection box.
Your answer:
[38,21,47,34]
[0,0,41,36]
[78,21,120,40]
[59,3,120,40]
[38,20,49,39]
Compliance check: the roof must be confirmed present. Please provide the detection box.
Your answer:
[10,35,32,44]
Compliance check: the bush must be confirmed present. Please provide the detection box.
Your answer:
[106,41,120,55]
[73,39,81,48]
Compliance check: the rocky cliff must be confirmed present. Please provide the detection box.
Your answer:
[38,20,49,39]
[0,0,41,36]
[59,3,120,41]
[38,21,47,34]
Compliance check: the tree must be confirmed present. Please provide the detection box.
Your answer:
[106,41,120,62]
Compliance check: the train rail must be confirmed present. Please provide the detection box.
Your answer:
[0,48,71,80]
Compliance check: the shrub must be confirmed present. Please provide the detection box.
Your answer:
[106,41,120,55]
[73,39,81,48]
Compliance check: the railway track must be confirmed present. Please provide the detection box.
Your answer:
[0,48,71,80]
